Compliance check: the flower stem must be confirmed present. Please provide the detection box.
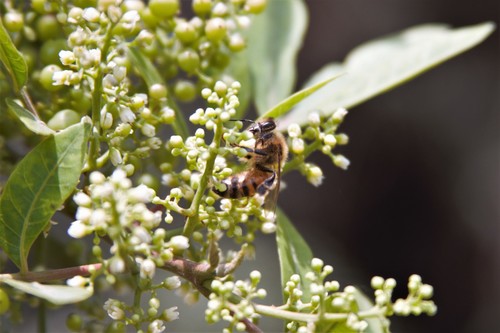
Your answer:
[88,23,116,170]
[253,303,387,323]
[183,119,224,237]
[0,263,102,282]
[283,139,322,174]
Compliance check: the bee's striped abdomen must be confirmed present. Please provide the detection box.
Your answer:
[214,172,262,199]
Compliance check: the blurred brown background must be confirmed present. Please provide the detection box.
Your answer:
[277,1,499,332]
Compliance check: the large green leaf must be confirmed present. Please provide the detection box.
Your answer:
[6,98,55,135]
[247,0,308,115]
[276,208,314,303]
[259,75,340,121]
[279,22,495,128]
[0,18,28,91]
[0,121,91,272]
[2,278,93,305]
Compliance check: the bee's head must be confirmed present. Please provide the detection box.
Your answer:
[248,118,276,136]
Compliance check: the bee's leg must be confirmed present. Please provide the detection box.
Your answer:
[231,145,268,159]
[255,165,276,195]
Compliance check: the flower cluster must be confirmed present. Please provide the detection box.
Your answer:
[205,270,267,332]
[103,294,179,333]
[68,169,191,330]
[279,259,436,332]
[68,169,190,275]
[286,108,350,187]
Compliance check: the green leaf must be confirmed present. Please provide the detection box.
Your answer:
[247,0,308,115]
[2,278,93,305]
[0,18,28,91]
[276,208,314,302]
[0,121,91,272]
[259,75,340,121]
[128,47,163,87]
[280,22,496,127]
[6,98,55,135]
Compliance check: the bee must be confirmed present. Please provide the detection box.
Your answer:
[213,118,288,218]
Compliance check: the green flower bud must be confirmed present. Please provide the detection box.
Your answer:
[175,20,198,44]
[3,12,24,32]
[66,313,83,332]
[0,288,10,314]
[245,0,267,14]
[192,0,212,15]
[205,17,227,42]
[149,83,168,100]
[174,80,196,102]
[149,0,179,18]
[39,64,63,91]
[177,49,200,73]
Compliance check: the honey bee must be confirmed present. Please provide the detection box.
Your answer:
[213,118,288,217]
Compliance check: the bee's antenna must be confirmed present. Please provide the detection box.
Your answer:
[229,118,255,124]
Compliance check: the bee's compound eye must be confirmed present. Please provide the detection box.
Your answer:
[260,120,276,132]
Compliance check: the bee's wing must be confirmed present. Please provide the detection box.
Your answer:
[262,159,282,223]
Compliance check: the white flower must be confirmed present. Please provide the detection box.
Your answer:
[291,138,304,154]
[113,65,127,81]
[306,164,324,187]
[323,134,337,147]
[101,110,113,130]
[287,123,302,138]
[236,15,251,29]
[110,148,123,166]
[119,106,136,123]
[66,275,88,287]
[163,306,179,322]
[121,10,140,31]
[109,256,125,274]
[89,209,107,228]
[141,123,156,137]
[132,225,152,243]
[82,7,100,23]
[92,182,114,198]
[212,2,228,16]
[168,235,189,250]
[67,7,83,24]
[52,70,74,86]
[160,106,175,123]
[59,50,76,65]
[73,192,91,207]
[333,155,350,170]
[149,319,165,333]
[89,171,106,184]
[140,258,156,279]
[104,299,125,320]
[75,207,92,222]
[136,30,154,44]
[68,220,92,238]
[308,112,321,126]
[164,276,181,290]
[332,107,348,122]
[128,184,155,203]
[169,135,184,148]
[80,48,101,68]
[261,222,276,234]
